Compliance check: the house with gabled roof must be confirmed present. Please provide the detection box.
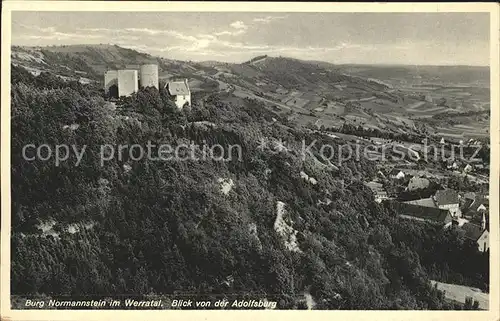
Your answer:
[365,181,389,203]
[463,164,473,174]
[401,189,460,218]
[461,221,489,252]
[462,195,488,219]
[165,79,191,109]
[433,189,461,217]
[389,168,405,180]
[469,198,488,213]
[391,201,452,227]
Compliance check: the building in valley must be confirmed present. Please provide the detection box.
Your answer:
[365,181,389,203]
[390,169,405,180]
[434,189,461,217]
[404,197,437,208]
[392,201,453,227]
[462,194,489,225]
[462,219,489,252]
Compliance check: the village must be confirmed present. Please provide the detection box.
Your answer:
[364,136,490,253]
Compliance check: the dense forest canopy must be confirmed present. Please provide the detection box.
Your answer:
[10,65,487,309]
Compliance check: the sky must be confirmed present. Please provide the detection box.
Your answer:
[11,12,490,66]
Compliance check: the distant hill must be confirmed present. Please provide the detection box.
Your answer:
[198,60,231,68]
[12,44,158,79]
[335,64,490,88]
[11,44,207,83]
[41,44,158,65]
[238,55,388,92]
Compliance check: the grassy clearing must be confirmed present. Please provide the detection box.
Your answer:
[430,280,488,310]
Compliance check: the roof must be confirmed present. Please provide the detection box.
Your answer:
[476,196,488,206]
[477,204,487,211]
[404,197,437,208]
[461,223,486,241]
[462,198,475,211]
[467,196,489,213]
[166,81,190,95]
[434,189,459,206]
[390,168,404,176]
[365,181,384,193]
[392,201,452,224]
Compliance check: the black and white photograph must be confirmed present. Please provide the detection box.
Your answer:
[1,2,499,317]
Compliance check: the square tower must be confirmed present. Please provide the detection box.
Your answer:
[118,70,138,97]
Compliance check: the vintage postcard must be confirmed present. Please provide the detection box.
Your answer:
[1,2,499,321]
